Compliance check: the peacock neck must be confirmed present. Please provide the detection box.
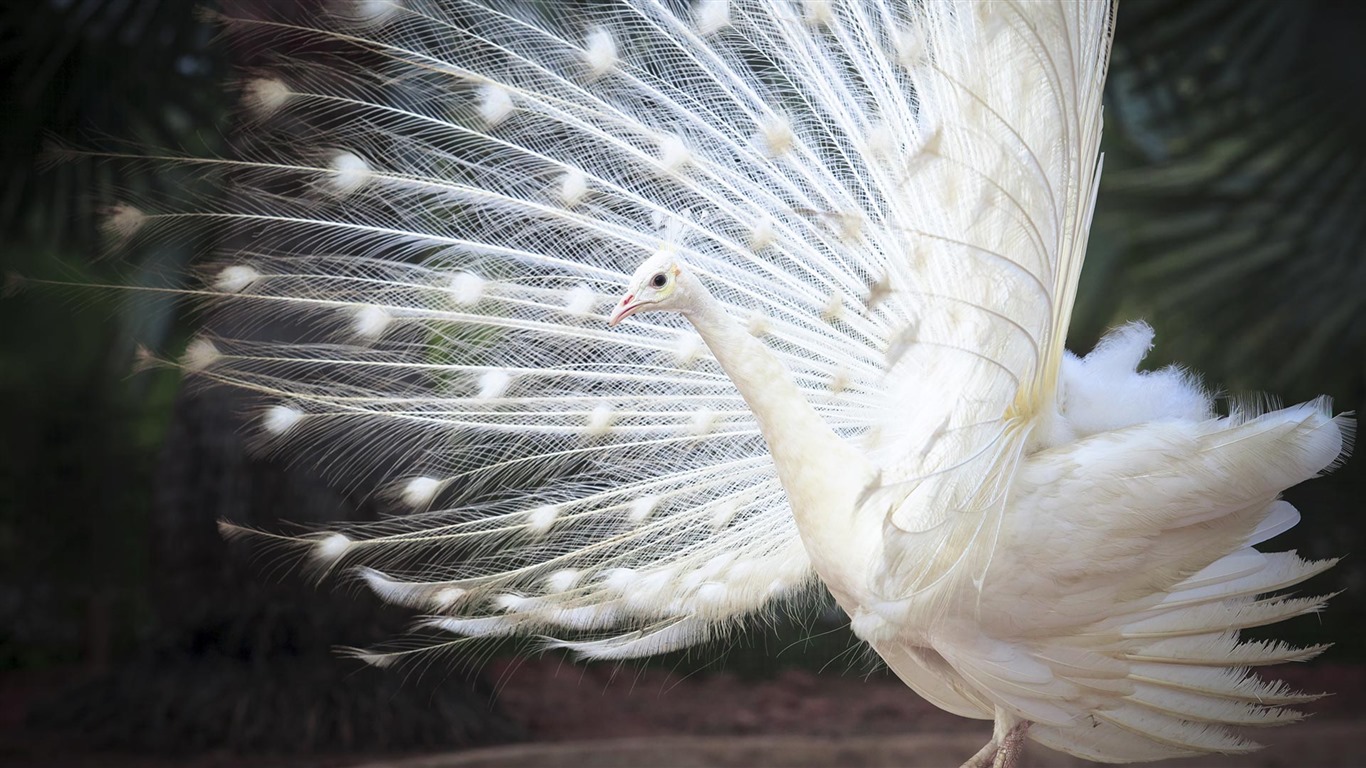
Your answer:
[681,280,876,580]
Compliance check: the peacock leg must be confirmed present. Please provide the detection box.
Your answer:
[992,721,1031,768]
[959,739,998,768]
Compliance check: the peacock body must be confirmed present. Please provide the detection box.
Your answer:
[136,1,1351,764]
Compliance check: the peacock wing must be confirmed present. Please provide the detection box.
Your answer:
[856,0,1113,599]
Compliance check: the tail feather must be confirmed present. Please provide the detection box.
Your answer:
[1113,594,1334,639]
[1126,683,1307,726]
[1123,635,1329,668]
[1126,663,1320,706]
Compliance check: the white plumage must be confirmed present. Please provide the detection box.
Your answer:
[130,1,1351,764]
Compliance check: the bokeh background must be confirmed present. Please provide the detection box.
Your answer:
[2,0,1364,765]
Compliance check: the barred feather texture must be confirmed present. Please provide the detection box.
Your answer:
[145,0,1355,763]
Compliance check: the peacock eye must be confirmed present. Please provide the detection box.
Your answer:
[650,273,668,288]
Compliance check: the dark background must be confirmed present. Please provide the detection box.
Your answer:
[1,0,1363,763]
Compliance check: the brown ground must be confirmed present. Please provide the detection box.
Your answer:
[482,657,1366,741]
[5,659,1363,767]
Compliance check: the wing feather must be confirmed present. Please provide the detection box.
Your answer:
[853,0,1114,599]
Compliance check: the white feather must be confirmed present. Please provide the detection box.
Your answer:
[182,338,221,372]
[214,264,260,293]
[400,477,442,508]
[583,26,618,78]
[326,150,372,196]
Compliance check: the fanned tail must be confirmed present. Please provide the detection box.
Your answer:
[133,0,1080,661]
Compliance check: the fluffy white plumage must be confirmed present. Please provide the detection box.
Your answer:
[133,0,1352,764]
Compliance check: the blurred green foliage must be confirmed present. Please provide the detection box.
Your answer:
[1,0,222,671]
[1085,0,1366,405]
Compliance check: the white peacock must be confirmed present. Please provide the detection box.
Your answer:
[140,1,1355,765]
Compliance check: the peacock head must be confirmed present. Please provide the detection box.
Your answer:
[608,248,688,325]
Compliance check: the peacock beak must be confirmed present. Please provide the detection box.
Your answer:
[608,294,640,326]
